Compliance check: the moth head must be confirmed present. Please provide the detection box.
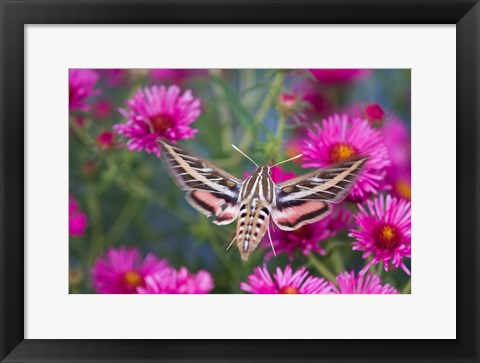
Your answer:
[253,164,272,176]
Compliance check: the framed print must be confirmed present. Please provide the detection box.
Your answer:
[1,1,479,362]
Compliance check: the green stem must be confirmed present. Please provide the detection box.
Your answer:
[86,185,104,265]
[254,72,285,124]
[402,279,411,294]
[209,69,233,153]
[240,69,257,110]
[105,198,141,245]
[308,254,336,282]
[330,249,345,274]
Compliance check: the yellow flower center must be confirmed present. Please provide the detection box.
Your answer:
[151,114,173,134]
[395,180,411,200]
[374,224,401,250]
[280,286,299,294]
[123,271,143,288]
[330,143,356,162]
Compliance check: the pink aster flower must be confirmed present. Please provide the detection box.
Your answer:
[347,103,386,126]
[365,104,385,124]
[308,69,371,85]
[97,130,115,149]
[382,119,411,171]
[279,93,297,109]
[267,208,352,259]
[332,270,398,294]
[69,194,88,237]
[69,69,101,111]
[91,247,169,294]
[114,85,201,157]
[137,266,214,294]
[381,119,411,200]
[240,265,334,294]
[270,165,297,183]
[302,114,391,201]
[349,195,411,275]
[344,107,411,199]
[389,166,411,201]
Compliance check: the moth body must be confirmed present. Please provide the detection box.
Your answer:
[236,165,275,260]
[159,140,368,261]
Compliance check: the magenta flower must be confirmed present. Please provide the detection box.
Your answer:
[344,106,410,199]
[277,92,306,118]
[365,104,385,124]
[381,119,411,200]
[69,194,88,237]
[240,265,334,294]
[97,130,115,149]
[137,267,214,294]
[270,165,296,183]
[69,69,101,111]
[279,93,297,109]
[308,69,370,85]
[302,114,391,201]
[267,208,352,259]
[349,195,411,275]
[91,247,168,294]
[389,167,411,201]
[332,270,398,294]
[347,103,386,125]
[382,119,411,171]
[114,85,201,157]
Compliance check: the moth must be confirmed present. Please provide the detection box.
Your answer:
[159,140,368,261]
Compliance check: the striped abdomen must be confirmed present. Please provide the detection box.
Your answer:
[235,200,270,260]
[235,166,275,260]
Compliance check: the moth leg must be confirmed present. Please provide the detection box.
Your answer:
[225,234,236,251]
[267,223,277,257]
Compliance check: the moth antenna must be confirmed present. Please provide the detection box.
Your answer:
[231,144,258,167]
[225,235,236,252]
[272,154,303,167]
[267,224,277,257]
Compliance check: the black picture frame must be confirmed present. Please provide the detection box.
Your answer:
[1,1,479,362]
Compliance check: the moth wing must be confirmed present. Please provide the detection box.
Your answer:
[272,157,367,231]
[160,140,242,224]
[275,157,368,204]
[186,190,240,225]
[272,200,332,231]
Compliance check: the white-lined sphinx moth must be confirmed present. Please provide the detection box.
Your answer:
[159,140,368,260]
